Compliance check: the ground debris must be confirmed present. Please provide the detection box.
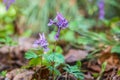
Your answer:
[5,69,34,80]
[65,49,88,63]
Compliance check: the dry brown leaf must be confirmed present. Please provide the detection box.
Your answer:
[6,69,27,79]
[84,73,94,80]
[97,46,119,66]
[65,49,88,63]
[98,52,119,66]
[13,70,34,80]
[5,69,34,80]
[88,65,101,72]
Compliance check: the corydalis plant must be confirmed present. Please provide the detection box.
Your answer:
[48,12,68,40]
[98,0,105,20]
[33,33,49,52]
[3,0,15,10]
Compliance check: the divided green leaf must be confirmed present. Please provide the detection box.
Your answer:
[25,51,38,59]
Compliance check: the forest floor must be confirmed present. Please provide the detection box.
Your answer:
[0,37,120,80]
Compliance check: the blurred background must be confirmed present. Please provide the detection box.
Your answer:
[0,0,120,51]
[0,0,120,79]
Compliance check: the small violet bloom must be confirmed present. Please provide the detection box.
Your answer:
[98,0,105,20]
[3,0,15,10]
[33,33,49,52]
[48,12,68,40]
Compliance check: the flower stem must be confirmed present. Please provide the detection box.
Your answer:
[52,42,57,80]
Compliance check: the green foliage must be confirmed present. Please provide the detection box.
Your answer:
[87,49,101,59]
[92,73,99,78]
[0,24,14,38]
[25,51,38,59]
[101,62,107,73]
[29,57,41,66]
[76,31,111,47]
[64,64,84,80]
[5,37,16,46]
[0,2,16,39]
[25,49,45,67]
[61,30,76,42]
[0,71,7,77]
[76,61,82,68]
[24,46,65,79]
[21,29,32,37]
[48,31,57,42]
[77,0,120,18]
[77,37,93,45]
[44,53,65,67]
[117,69,120,76]
[0,36,17,47]
[48,45,63,54]
[111,44,120,54]
[15,0,85,33]
[25,48,64,68]
[97,62,107,80]
[48,66,61,76]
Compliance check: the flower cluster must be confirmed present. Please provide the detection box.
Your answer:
[33,33,49,52]
[3,0,15,10]
[33,12,68,52]
[98,0,105,20]
[48,12,68,40]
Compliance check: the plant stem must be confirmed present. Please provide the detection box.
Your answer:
[52,42,57,80]
[39,55,42,80]
[97,71,103,80]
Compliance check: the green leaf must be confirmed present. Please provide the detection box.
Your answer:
[44,53,65,67]
[76,61,82,68]
[48,66,61,75]
[63,30,75,42]
[0,38,5,42]
[111,45,120,53]
[92,73,99,78]
[5,24,14,35]
[101,62,107,73]
[48,31,56,42]
[6,37,12,44]
[77,37,93,45]
[0,71,7,77]
[64,65,84,80]
[25,51,38,59]
[48,45,63,54]
[29,57,41,66]
[117,69,120,76]
[22,29,32,37]
[0,3,7,18]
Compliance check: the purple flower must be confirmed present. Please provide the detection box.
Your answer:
[3,0,15,10]
[33,33,49,52]
[48,12,68,40]
[98,0,105,20]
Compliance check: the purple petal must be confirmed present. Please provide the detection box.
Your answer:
[56,12,64,21]
[33,43,39,48]
[33,33,49,52]
[43,46,49,52]
[98,0,105,20]
[42,33,45,40]
[3,0,15,10]
[55,28,61,40]
[48,19,54,26]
